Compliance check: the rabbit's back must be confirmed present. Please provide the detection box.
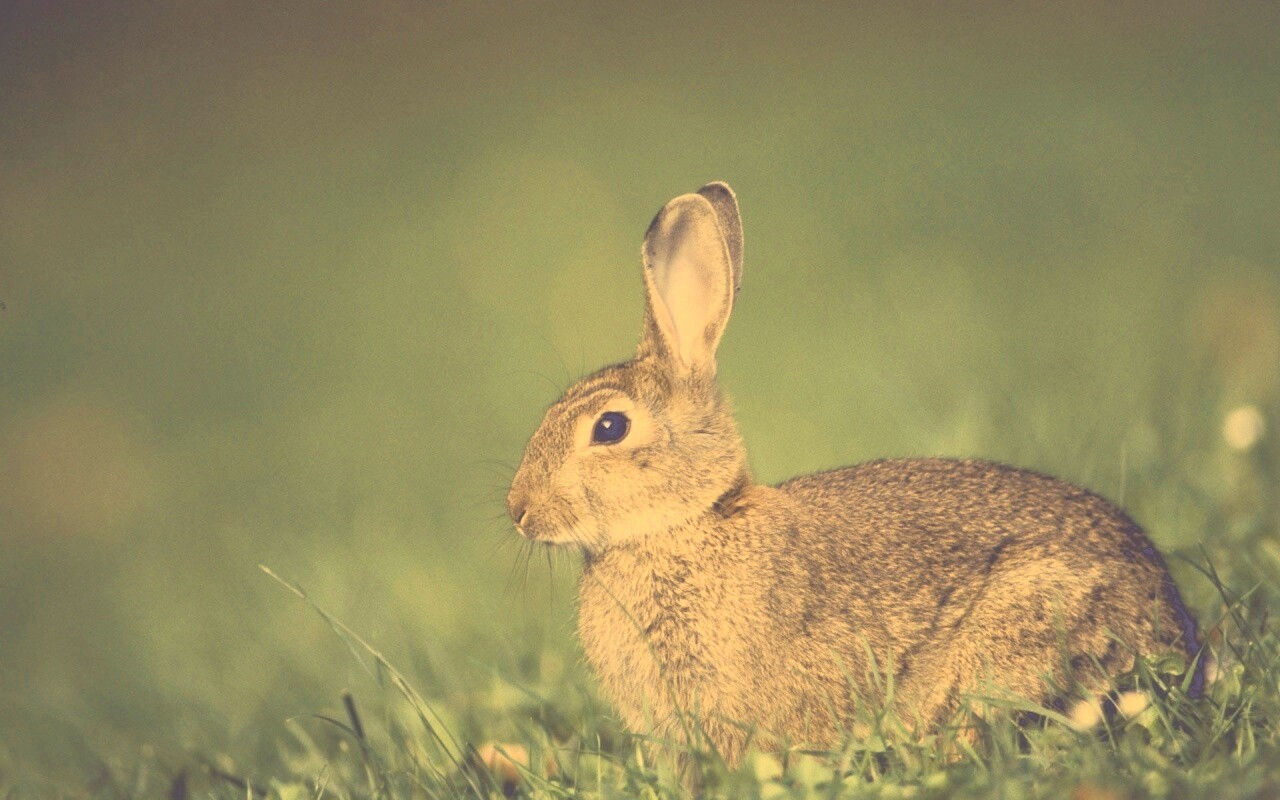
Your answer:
[775,458,1199,717]
[781,457,1167,586]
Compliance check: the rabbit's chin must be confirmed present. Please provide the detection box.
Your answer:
[523,527,598,549]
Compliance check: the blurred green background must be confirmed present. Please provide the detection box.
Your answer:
[1,0,1277,786]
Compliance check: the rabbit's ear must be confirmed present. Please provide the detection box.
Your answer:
[696,182,743,296]
[640,192,735,375]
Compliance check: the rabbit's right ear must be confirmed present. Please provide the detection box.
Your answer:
[696,181,743,295]
[639,192,735,376]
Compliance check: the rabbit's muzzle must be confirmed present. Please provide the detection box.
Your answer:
[505,482,571,543]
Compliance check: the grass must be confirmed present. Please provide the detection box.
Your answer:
[30,582,1280,800]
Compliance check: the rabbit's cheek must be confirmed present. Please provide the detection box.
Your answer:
[552,459,588,506]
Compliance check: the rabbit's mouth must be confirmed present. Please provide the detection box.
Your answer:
[513,500,602,549]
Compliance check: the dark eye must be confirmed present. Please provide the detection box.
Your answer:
[592,411,630,445]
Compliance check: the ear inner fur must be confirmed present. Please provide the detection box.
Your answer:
[640,193,735,376]
[696,181,743,296]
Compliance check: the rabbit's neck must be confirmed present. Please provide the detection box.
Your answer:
[710,470,752,517]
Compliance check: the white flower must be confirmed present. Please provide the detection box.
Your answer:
[1115,690,1150,718]
[1068,697,1103,731]
[1223,405,1266,451]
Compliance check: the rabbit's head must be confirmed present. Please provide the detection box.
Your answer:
[507,183,749,550]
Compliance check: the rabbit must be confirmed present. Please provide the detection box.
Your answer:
[506,182,1203,765]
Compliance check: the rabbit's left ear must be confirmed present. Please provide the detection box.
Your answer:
[640,191,735,376]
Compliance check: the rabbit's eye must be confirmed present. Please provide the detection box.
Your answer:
[592,411,630,445]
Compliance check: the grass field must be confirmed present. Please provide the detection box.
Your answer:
[2,2,1278,797]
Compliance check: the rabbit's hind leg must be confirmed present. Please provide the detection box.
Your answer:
[893,557,1100,737]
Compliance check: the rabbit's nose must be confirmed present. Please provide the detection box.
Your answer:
[507,491,530,531]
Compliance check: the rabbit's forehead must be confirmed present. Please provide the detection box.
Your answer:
[557,364,657,413]
[553,385,636,422]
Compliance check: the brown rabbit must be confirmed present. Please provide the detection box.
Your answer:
[506,182,1202,764]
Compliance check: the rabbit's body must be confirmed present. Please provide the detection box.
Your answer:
[508,183,1201,764]
[579,457,1196,761]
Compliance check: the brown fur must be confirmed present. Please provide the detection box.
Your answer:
[507,183,1201,765]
